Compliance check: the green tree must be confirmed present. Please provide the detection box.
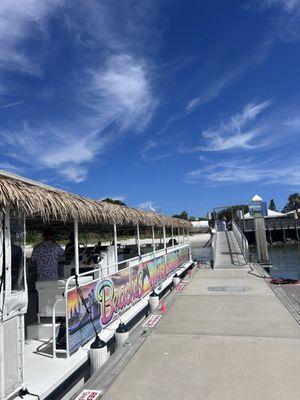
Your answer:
[172,211,188,220]
[102,197,127,206]
[268,199,277,211]
[282,193,300,215]
[216,205,249,221]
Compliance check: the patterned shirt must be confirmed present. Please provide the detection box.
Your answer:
[31,241,64,281]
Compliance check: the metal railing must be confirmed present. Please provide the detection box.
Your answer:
[52,298,68,358]
[51,241,191,358]
[239,218,300,232]
[211,231,217,263]
[232,220,249,263]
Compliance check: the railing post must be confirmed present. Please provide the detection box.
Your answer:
[0,215,4,313]
[152,225,156,254]
[163,225,167,265]
[137,224,141,256]
[113,224,118,267]
[4,209,11,294]
[163,225,166,250]
[74,218,79,276]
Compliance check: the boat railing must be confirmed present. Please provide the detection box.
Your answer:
[232,220,249,263]
[53,241,191,358]
[65,240,190,289]
[52,298,68,358]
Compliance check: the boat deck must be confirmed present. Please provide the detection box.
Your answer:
[16,298,149,399]
[17,339,89,400]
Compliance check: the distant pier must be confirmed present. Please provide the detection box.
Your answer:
[239,218,300,244]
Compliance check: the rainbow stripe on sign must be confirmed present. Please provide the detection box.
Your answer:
[67,246,190,354]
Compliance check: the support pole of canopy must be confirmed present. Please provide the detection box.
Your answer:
[0,215,4,311]
[113,224,118,267]
[171,226,174,246]
[163,225,167,264]
[4,208,11,294]
[74,218,79,276]
[152,225,156,254]
[137,224,141,256]
[177,227,180,244]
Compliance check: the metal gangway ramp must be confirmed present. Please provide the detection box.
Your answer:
[212,221,249,269]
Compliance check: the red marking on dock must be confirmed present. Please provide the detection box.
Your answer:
[160,300,167,313]
[176,282,187,291]
[143,314,162,328]
[75,389,102,400]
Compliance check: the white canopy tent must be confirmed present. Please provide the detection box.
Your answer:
[243,209,286,219]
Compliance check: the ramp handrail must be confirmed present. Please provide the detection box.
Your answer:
[232,220,249,263]
[211,231,217,263]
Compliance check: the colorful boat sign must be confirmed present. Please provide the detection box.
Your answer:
[67,246,190,354]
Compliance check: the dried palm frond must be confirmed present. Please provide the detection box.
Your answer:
[0,170,192,229]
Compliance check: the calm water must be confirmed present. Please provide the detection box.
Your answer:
[191,235,300,280]
[251,244,300,280]
[191,235,212,262]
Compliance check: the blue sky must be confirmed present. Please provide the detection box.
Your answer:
[0,0,300,216]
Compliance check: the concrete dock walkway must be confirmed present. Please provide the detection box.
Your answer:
[214,231,248,269]
[100,267,300,400]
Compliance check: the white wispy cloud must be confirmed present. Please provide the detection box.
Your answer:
[0,162,23,174]
[0,121,111,182]
[65,0,161,54]
[249,0,300,42]
[86,54,155,133]
[260,0,300,11]
[0,0,65,74]
[186,158,300,186]
[12,53,154,182]
[0,1,159,182]
[140,139,170,162]
[185,39,274,113]
[140,140,157,160]
[186,74,235,113]
[138,200,157,211]
[180,101,272,153]
[0,101,24,109]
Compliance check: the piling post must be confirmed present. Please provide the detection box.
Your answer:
[250,195,270,264]
[281,221,286,243]
[268,229,272,245]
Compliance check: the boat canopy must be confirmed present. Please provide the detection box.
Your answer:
[0,170,191,229]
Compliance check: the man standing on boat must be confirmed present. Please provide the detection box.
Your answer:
[31,228,64,280]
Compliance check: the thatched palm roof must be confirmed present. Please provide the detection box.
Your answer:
[0,170,191,229]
